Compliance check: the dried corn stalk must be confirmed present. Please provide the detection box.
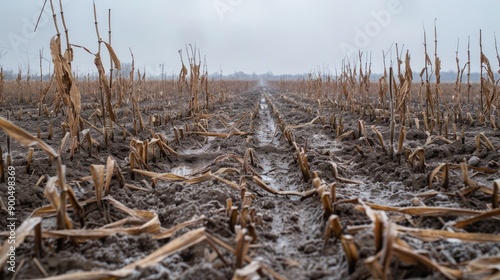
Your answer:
[329,161,364,184]
[371,126,387,154]
[252,176,315,196]
[341,235,359,274]
[408,147,425,172]
[428,163,449,189]
[493,180,499,209]
[0,117,58,158]
[90,164,105,212]
[0,218,42,267]
[50,36,81,127]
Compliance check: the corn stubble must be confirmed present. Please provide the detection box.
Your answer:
[0,3,499,279]
[271,26,499,279]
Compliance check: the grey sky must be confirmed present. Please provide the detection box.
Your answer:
[0,0,499,76]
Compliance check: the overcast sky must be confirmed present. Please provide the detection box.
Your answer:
[0,0,499,76]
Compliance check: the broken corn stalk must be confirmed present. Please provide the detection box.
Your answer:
[341,235,359,274]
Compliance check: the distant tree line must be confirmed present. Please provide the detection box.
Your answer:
[0,64,495,83]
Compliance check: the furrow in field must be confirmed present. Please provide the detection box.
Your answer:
[250,88,322,274]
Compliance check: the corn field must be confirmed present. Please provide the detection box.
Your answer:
[0,2,499,280]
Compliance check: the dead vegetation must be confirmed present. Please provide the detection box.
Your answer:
[0,3,499,280]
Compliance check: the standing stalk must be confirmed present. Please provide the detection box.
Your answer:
[423,26,433,126]
[108,9,114,142]
[480,29,484,112]
[93,2,106,147]
[0,146,4,183]
[6,112,12,167]
[455,39,461,110]
[467,36,471,105]
[389,67,395,156]
[39,49,43,104]
[58,0,71,63]
[434,20,441,128]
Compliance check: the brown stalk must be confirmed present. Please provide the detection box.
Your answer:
[389,66,395,153]
[465,257,500,278]
[321,192,333,218]
[371,125,387,154]
[455,208,500,229]
[56,189,70,250]
[337,198,483,217]
[358,119,367,139]
[442,163,450,189]
[247,223,258,244]
[104,156,115,195]
[113,163,125,189]
[341,235,359,274]
[316,183,327,197]
[235,229,252,269]
[380,221,397,275]
[211,174,242,191]
[252,176,315,196]
[90,164,105,212]
[425,134,454,146]
[296,147,311,181]
[0,117,58,158]
[289,116,320,129]
[366,202,482,217]
[460,161,477,188]
[48,121,53,140]
[354,145,364,156]
[329,161,364,184]
[82,129,92,156]
[34,222,43,258]
[226,198,233,217]
[153,216,206,240]
[335,130,354,142]
[143,140,149,164]
[408,147,426,172]
[397,225,500,243]
[373,211,387,253]
[240,187,246,201]
[0,146,4,183]
[17,108,23,121]
[242,148,254,174]
[129,151,135,180]
[397,126,406,154]
[33,197,161,240]
[284,128,294,146]
[249,208,256,223]
[428,163,449,189]
[330,183,337,213]
[312,171,321,189]
[229,206,239,232]
[324,214,342,240]
[240,206,249,228]
[493,180,499,209]
[479,133,495,151]
[26,147,34,174]
[58,162,84,227]
[49,35,81,140]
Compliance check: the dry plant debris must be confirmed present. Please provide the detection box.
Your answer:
[0,4,499,280]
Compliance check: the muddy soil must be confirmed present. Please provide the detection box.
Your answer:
[0,86,499,280]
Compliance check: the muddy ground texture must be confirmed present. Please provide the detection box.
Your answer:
[1,86,499,279]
